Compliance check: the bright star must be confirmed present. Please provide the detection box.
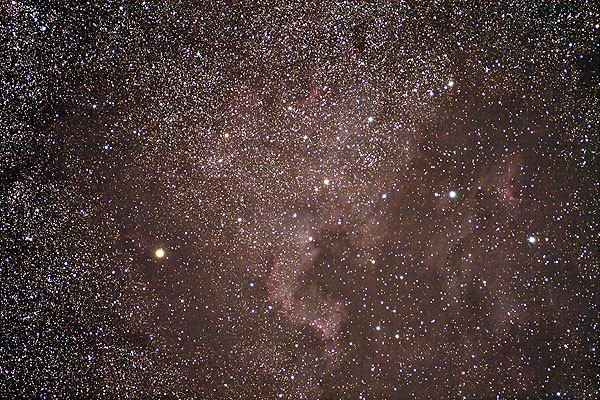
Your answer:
[449,190,457,198]
[155,248,165,258]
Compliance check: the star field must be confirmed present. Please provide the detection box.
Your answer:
[1,2,599,399]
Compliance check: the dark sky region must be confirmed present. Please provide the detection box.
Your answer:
[1,2,599,399]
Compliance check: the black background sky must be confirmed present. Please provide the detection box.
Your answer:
[1,2,599,399]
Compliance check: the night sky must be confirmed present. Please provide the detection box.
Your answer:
[1,2,599,399]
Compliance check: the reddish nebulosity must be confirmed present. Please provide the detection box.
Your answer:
[503,155,522,206]
[2,2,597,400]
[267,247,346,340]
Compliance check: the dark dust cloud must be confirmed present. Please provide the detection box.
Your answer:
[1,2,599,399]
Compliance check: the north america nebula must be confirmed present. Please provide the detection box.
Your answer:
[1,2,599,399]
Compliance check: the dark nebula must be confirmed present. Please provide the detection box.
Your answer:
[1,2,599,399]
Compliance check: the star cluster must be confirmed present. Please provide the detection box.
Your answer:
[1,2,599,399]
